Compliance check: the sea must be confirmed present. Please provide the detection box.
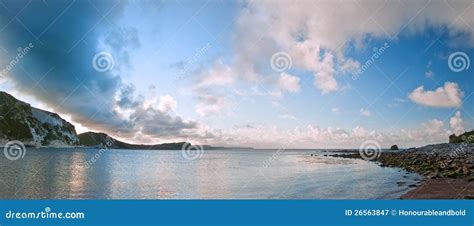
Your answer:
[0,148,421,199]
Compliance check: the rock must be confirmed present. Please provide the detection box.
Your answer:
[396,181,406,186]
[462,166,470,175]
[390,145,399,150]
[441,170,459,178]
[427,170,441,179]
[0,91,80,146]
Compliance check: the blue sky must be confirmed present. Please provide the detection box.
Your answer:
[0,0,473,148]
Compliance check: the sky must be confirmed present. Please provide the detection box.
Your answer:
[0,0,473,149]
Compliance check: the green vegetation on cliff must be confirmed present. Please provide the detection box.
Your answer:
[0,91,79,146]
[449,131,474,144]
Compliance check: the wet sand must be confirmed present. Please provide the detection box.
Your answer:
[401,178,473,199]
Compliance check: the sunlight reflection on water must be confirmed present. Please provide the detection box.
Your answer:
[0,148,421,199]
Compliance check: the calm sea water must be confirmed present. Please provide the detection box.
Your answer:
[0,148,421,199]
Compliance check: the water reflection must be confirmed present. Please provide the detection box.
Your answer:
[0,148,421,199]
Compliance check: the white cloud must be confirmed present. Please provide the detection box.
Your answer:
[359,108,372,117]
[331,107,340,114]
[399,119,449,144]
[314,53,337,93]
[206,116,455,149]
[286,41,339,93]
[408,82,463,108]
[352,126,368,137]
[197,60,235,87]
[157,94,177,113]
[423,119,444,136]
[210,124,374,149]
[196,93,228,117]
[277,72,300,93]
[201,0,474,95]
[341,58,361,74]
[450,111,465,135]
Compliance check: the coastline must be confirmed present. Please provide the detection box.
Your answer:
[2,141,472,199]
[330,143,473,199]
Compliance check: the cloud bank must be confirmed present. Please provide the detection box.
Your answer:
[208,111,463,149]
[0,1,200,142]
[197,0,474,95]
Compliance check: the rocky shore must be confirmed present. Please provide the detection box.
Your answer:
[330,143,473,199]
